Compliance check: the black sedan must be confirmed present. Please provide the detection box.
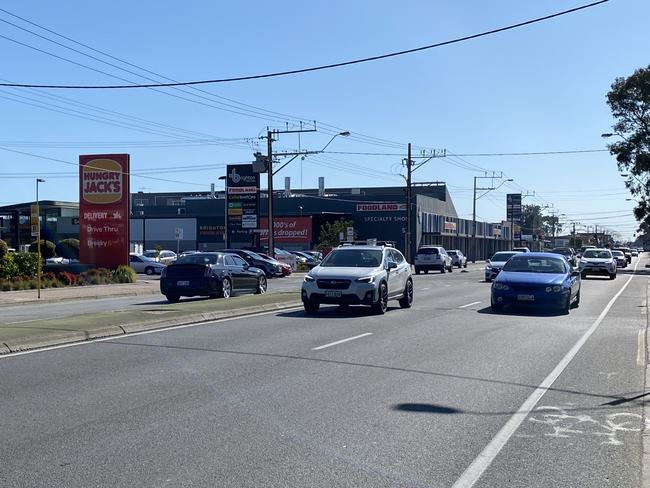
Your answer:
[221,248,283,278]
[160,252,267,303]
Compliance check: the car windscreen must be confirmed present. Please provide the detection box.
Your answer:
[417,248,438,255]
[447,251,457,256]
[490,252,517,262]
[175,254,219,265]
[583,250,611,259]
[612,251,624,257]
[551,249,571,255]
[243,250,266,261]
[502,256,567,273]
[320,249,383,267]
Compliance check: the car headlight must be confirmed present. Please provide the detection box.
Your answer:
[355,276,376,283]
[545,285,564,293]
[304,275,314,282]
[493,283,509,291]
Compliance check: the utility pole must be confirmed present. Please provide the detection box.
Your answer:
[266,130,274,258]
[403,146,446,262]
[261,123,325,258]
[405,143,412,263]
[472,172,507,262]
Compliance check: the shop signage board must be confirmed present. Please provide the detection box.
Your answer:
[79,154,130,268]
[259,217,312,244]
[226,164,259,244]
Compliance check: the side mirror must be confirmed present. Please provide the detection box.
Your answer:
[388,262,398,270]
[242,263,249,270]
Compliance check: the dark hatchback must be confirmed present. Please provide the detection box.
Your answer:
[221,248,283,278]
[160,252,267,303]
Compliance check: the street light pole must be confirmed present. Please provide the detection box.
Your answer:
[36,178,45,299]
[218,175,228,248]
[471,174,511,262]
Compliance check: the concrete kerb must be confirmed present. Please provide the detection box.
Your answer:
[1,300,303,354]
[642,280,650,487]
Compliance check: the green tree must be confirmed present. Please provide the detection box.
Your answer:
[55,238,80,260]
[606,65,650,228]
[519,205,560,237]
[317,218,355,249]
[0,239,8,259]
[28,240,56,260]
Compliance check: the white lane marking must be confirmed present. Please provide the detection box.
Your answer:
[452,257,640,488]
[637,329,646,367]
[0,305,305,359]
[312,333,373,351]
[459,301,481,309]
[421,287,431,291]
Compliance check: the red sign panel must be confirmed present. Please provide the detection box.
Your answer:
[259,217,312,243]
[79,154,130,269]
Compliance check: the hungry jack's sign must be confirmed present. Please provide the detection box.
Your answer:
[79,154,130,268]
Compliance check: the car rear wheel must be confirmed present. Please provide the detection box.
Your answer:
[448,264,453,272]
[145,267,154,275]
[464,262,468,268]
[372,282,388,314]
[440,266,445,274]
[165,294,180,303]
[221,277,232,298]
[399,279,413,308]
[255,275,267,294]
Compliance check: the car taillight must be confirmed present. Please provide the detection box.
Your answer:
[204,266,212,277]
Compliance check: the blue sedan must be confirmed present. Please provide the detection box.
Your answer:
[491,252,581,314]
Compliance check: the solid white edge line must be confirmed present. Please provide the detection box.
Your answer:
[312,333,373,351]
[459,301,481,309]
[0,305,305,359]
[451,258,640,488]
[638,329,646,367]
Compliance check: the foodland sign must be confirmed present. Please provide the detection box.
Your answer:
[79,154,130,269]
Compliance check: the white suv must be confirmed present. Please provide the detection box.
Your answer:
[301,245,413,314]
[414,246,453,274]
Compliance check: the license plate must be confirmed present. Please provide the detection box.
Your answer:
[517,294,535,301]
[177,280,190,286]
[325,290,342,298]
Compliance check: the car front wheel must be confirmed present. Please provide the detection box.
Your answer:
[372,282,388,314]
[165,294,180,303]
[609,272,616,280]
[255,275,267,294]
[303,300,319,314]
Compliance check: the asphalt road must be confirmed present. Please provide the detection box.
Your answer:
[0,258,647,487]
[0,274,306,325]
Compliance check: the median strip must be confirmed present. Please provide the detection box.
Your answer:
[0,292,301,355]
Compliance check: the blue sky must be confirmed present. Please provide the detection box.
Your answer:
[0,0,647,239]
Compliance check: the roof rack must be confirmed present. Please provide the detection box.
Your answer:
[338,240,396,248]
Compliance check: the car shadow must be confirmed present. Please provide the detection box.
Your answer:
[392,403,461,414]
[477,305,566,317]
[277,305,398,319]
[133,296,217,306]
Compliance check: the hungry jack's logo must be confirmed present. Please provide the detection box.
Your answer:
[82,159,123,204]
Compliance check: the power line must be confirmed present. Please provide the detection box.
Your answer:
[0,1,609,89]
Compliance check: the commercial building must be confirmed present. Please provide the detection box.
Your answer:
[129,183,513,260]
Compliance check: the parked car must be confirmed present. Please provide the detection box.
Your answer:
[549,247,577,267]
[579,248,617,279]
[484,251,521,281]
[447,249,467,268]
[292,251,320,268]
[631,249,639,257]
[142,249,177,264]
[512,246,531,253]
[129,253,166,275]
[491,252,581,314]
[414,246,453,274]
[160,252,266,302]
[611,250,627,268]
[221,248,283,277]
[257,252,292,276]
[304,250,323,261]
[301,244,413,314]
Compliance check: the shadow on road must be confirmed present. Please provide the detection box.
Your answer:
[100,339,645,413]
[476,306,565,317]
[277,306,399,319]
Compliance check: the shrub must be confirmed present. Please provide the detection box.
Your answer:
[55,239,80,260]
[113,265,136,284]
[80,268,112,285]
[0,254,18,279]
[0,239,8,259]
[57,271,79,286]
[13,253,39,277]
[0,280,11,292]
[29,240,56,260]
